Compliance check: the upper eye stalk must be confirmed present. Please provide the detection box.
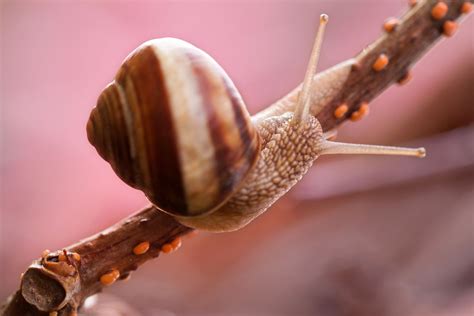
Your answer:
[293,14,329,125]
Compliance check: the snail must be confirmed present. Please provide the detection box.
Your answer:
[87,15,425,232]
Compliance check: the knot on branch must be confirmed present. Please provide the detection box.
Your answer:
[21,251,81,312]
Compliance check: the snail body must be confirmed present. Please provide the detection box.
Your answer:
[88,38,323,232]
[88,16,425,232]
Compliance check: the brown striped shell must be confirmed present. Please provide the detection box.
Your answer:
[87,38,260,217]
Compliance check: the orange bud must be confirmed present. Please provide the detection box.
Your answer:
[334,104,349,119]
[100,269,120,286]
[431,2,448,20]
[133,241,150,255]
[372,54,389,71]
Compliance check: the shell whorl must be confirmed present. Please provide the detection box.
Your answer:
[87,38,260,217]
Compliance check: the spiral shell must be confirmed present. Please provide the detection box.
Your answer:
[87,38,260,217]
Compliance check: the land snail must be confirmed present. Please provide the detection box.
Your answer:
[87,15,425,232]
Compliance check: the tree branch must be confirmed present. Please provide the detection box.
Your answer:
[2,0,471,314]
[2,206,192,316]
[317,0,471,131]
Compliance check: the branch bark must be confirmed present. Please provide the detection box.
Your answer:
[2,0,471,314]
[317,0,471,131]
[2,207,192,316]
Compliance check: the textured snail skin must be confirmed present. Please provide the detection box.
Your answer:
[87,38,260,218]
[178,112,323,232]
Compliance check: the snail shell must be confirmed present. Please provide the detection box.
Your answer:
[87,38,260,217]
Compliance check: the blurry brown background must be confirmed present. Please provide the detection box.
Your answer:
[1,1,473,315]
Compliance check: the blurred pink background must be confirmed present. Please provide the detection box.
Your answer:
[1,1,473,315]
